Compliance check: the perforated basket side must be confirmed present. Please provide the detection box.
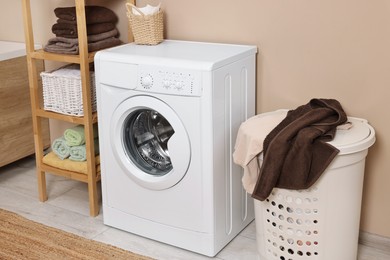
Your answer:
[255,187,324,260]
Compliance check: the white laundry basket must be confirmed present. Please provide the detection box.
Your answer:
[254,115,375,260]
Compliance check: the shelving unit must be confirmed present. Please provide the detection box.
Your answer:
[21,0,134,216]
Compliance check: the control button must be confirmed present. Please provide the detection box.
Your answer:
[141,74,153,89]
[175,81,184,91]
[163,80,171,89]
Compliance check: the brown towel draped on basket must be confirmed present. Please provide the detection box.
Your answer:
[252,98,348,201]
[52,21,116,38]
[54,6,118,24]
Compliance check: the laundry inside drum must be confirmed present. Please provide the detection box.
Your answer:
[123,109,175,176]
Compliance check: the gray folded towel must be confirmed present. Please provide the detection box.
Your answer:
[44,28,121,54]
[44,37,122,54]
[48,28,119,44]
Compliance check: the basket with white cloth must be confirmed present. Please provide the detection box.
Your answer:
[41,64,96,116]
[126,3,163,45]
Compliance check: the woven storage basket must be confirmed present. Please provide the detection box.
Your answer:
[126,3,164,45]
[41,64,96,116]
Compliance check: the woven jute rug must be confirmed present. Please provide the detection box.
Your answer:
[0,208,153,260]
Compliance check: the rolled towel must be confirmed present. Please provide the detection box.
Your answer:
[69,138,100,161]
[54,6,118,24]
[64,124,98,146]
[51,137,71,160]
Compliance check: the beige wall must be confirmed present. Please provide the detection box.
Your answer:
[1,0,389,238]
[0,0,128,44]
[147,0,390,237]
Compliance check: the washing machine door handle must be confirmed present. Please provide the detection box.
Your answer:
[167,129,191,182]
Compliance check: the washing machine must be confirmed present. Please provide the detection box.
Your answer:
[94,40,257,256]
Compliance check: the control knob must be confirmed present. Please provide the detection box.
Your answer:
[141,74,153,89]
[175,81,184,91]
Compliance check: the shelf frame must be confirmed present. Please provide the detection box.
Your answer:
[29,49,96,63]
[21,0,101,216]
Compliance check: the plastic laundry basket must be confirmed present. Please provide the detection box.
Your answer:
[254,113,376,260]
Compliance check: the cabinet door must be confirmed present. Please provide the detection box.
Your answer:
[0,56,50,167]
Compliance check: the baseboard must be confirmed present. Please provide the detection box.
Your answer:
[359,231,390,253]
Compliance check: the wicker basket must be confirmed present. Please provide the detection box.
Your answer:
[126,3,164,45]
[41,64,96,116]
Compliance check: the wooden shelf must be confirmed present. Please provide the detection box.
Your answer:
[41,163,101,183]
[30,49,96,63]
[36,109,98,124]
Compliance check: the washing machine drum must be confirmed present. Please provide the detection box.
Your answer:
[123,109,174,176]
[111,96,191,190]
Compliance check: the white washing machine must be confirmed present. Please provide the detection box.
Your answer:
[94,40,256,256]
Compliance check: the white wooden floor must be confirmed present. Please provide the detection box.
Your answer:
[0,156,389,260]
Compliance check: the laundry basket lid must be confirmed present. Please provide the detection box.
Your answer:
[256,110,375,155]
[328,117,376,154]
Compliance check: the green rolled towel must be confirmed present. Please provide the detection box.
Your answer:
[63,124,98,146]
[52,137,71,160]
[69,138,100,161]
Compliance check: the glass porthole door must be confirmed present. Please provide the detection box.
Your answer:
[123,109,174,176]
[111,96,191,190]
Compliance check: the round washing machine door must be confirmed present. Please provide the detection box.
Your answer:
[111,95,191,190]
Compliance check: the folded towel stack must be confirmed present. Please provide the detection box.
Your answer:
[45,6,122,54]
[51,124,99,162]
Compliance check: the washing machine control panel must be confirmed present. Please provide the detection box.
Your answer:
[138,65,202,96]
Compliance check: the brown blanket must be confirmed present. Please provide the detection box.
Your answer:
[54,6,118,24]
[52,22,116,38]
[252,98,347,201]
